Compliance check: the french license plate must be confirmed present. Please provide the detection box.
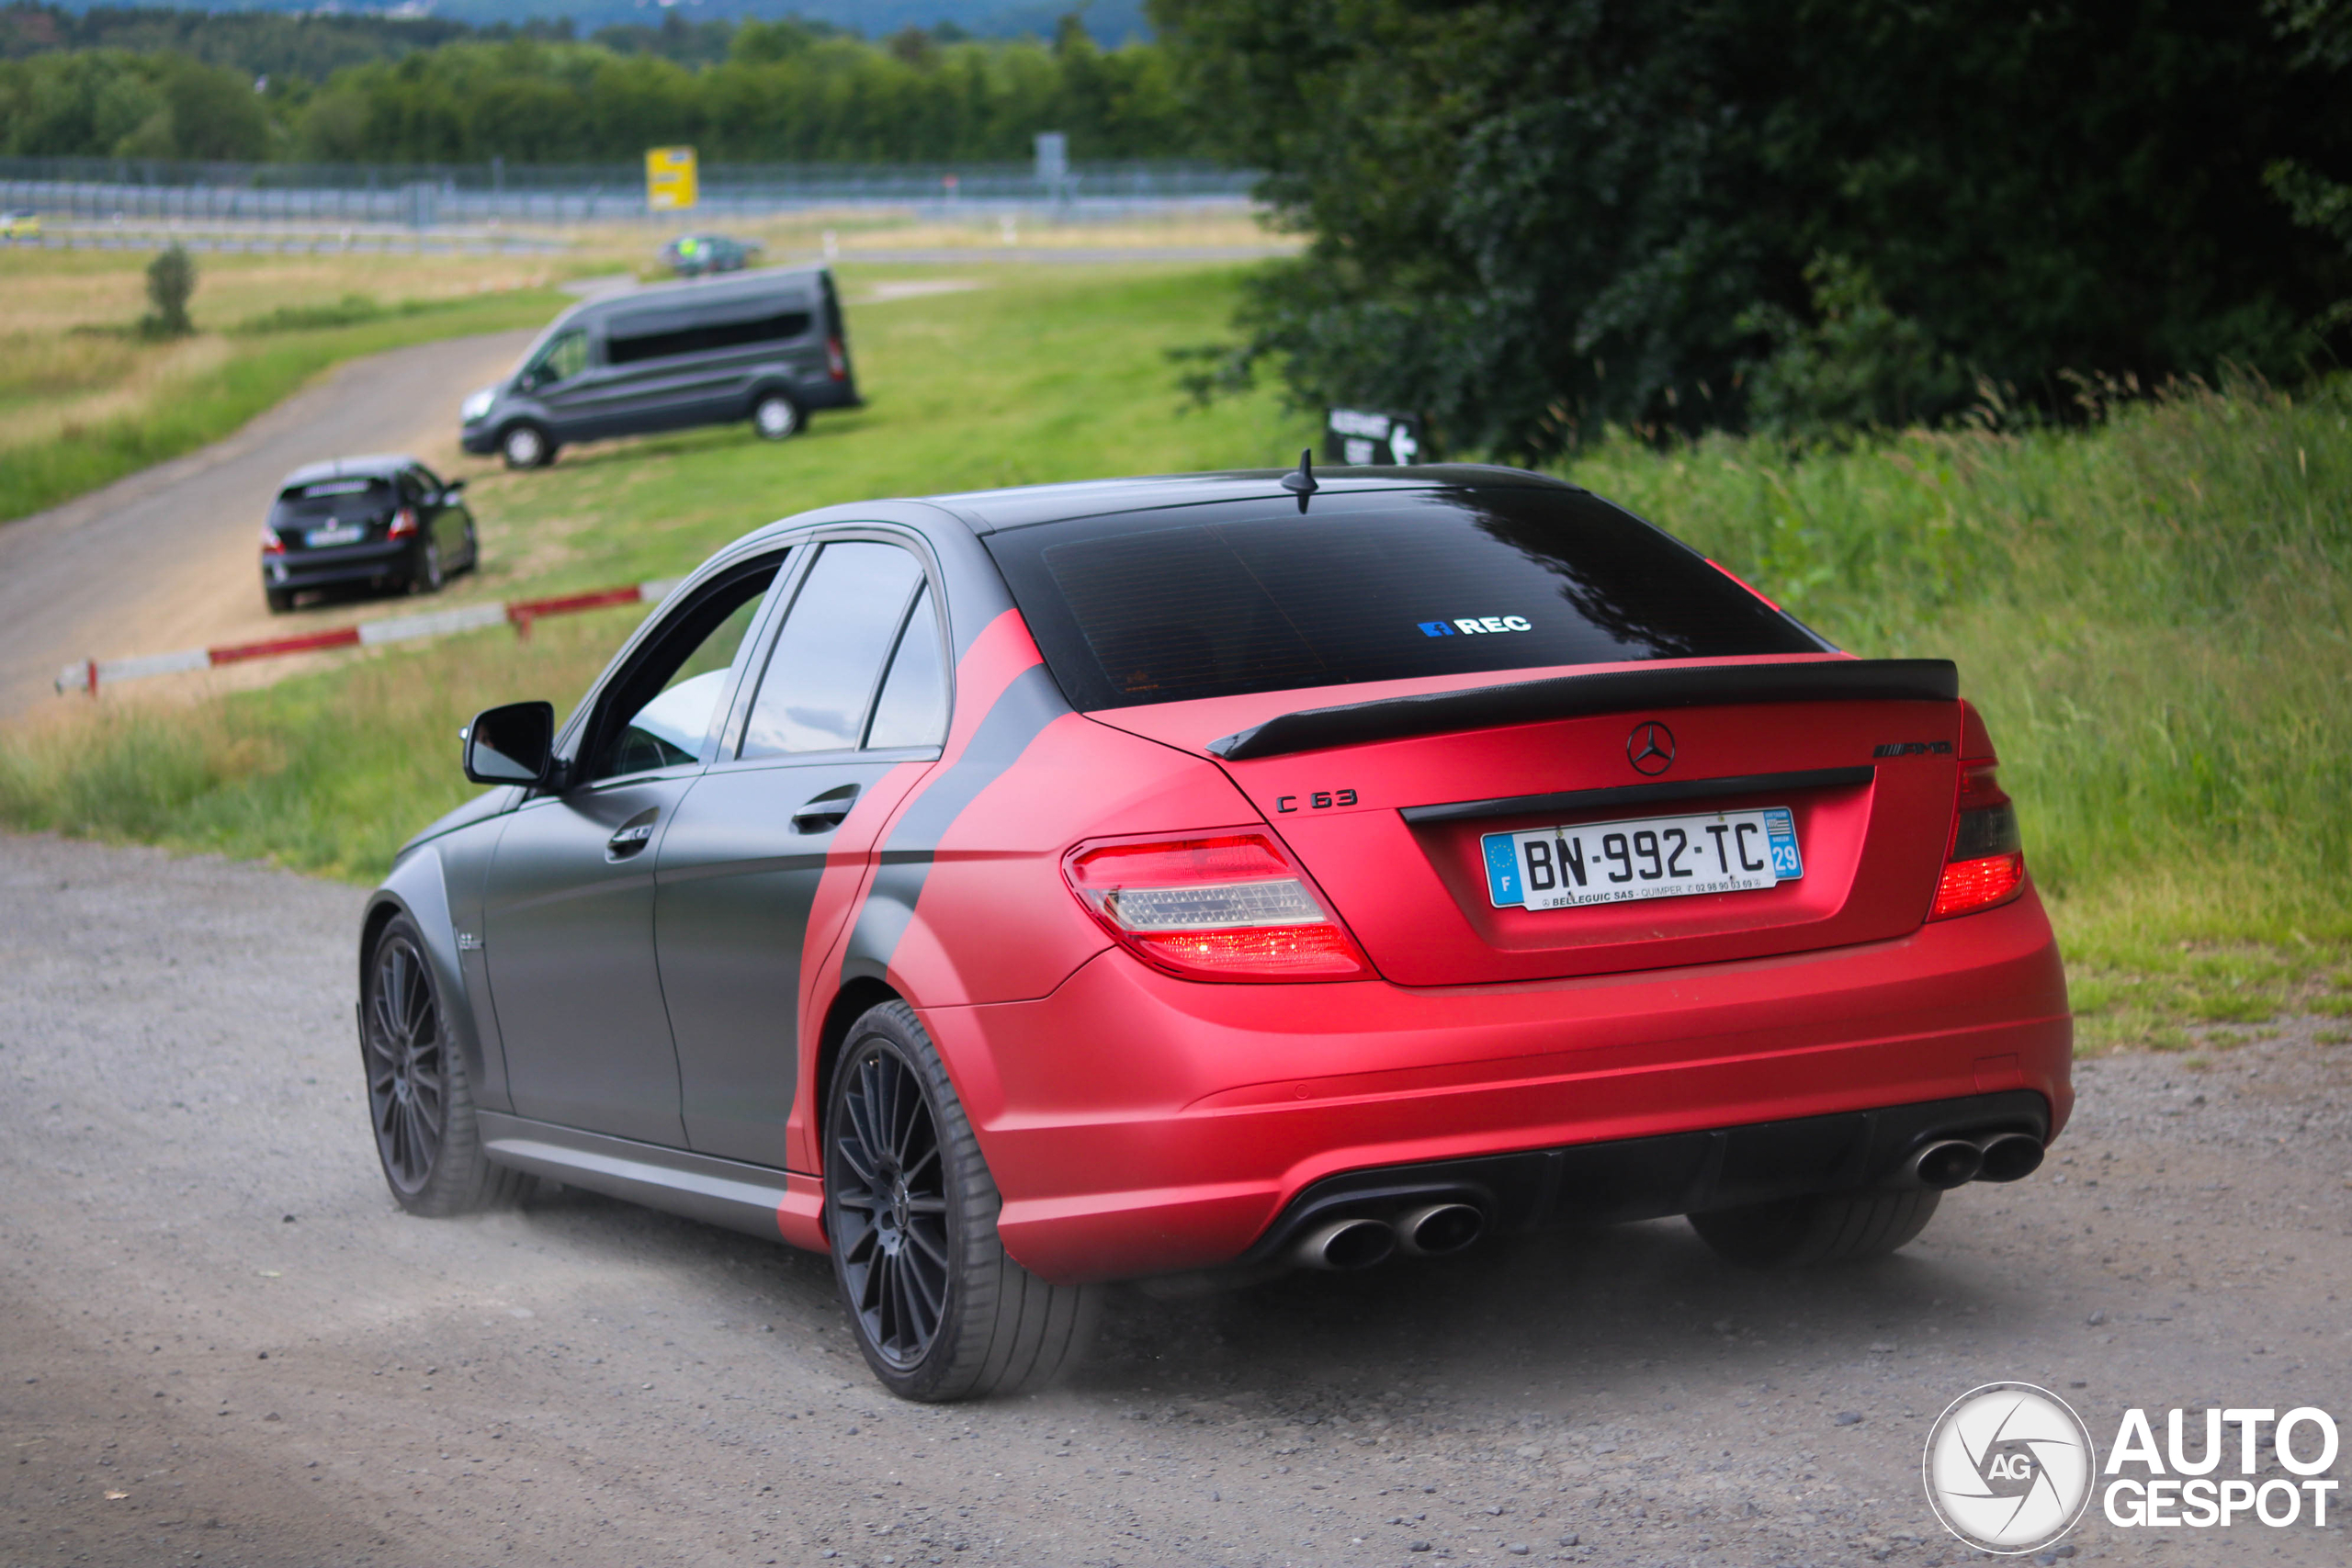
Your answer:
[305,522,366,547]
[1482,807,1803,910]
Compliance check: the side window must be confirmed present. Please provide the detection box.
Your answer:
[865,584,947,750]
[522,329,588,391]
[584,563,778,784]
[739,542,925,759]
[607,310,813,366]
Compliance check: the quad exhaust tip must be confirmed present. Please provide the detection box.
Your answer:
[1396,1202,1485,1258]
[1975,1131,2046,1182]
[1907,1138,1984,1190]
[1295,1217,1396,1271]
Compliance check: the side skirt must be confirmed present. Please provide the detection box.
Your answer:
[477,1111,804,1245]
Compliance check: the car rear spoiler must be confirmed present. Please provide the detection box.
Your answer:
[1204,658,1960,761]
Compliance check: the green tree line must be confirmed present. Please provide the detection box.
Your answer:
[1154,0,2352,450]
[0,8,1194,163]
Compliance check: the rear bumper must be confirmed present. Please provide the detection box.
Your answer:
[266,541,413,591]
[920,886,2070,1284]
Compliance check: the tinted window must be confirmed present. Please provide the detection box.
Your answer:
[586,567,775,783]
[865,584,947,750]
[607,310,813,366]
[271,477,392,525]
[740,543,926,758]
[985,487,1823,711]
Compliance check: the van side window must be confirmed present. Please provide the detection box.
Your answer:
[522,329,588,390]
[607,310,813,367]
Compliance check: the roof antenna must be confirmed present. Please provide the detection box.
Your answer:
[1279,448,1317,513]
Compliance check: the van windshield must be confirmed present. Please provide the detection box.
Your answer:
[984,486,1825,711]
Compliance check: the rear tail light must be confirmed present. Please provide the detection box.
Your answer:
[825,336,848,381]
[1062,831,1374,982]
[1930,761,2026,919]
[259,524,284,556]
[387,508,419,539]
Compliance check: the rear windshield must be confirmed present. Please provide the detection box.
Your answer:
[985,486,1824,711]
[271,477,393,523]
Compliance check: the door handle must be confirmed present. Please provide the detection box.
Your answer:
[606,808,659,858]
[790,783,859,833]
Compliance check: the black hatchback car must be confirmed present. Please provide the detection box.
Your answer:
[261,456,478,612]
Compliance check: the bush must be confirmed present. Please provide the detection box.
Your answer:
[140,244,196,338]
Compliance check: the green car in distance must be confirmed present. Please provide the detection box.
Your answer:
[662,233,762,277]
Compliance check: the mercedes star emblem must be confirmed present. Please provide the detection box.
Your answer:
[1627,721,1676,776]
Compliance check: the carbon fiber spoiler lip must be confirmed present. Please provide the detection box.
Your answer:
[1204,658,1961,761]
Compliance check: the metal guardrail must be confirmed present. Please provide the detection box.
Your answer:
[0,156,1261,227]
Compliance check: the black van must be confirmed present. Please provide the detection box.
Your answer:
[459,265,860,469]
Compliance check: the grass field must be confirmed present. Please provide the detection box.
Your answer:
[0,244,583,523]
[2,259,2345,1052]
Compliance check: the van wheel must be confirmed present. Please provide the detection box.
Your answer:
[825,1001,1096,1401]
[752,393,801,442]
[1688,1188,1941,1269]
[500,423,552,469]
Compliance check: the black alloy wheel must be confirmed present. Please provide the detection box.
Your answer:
[823,1002,1096,1401]
[359,915,523,1215]
[831,1041,953,1370]
[365,927,446,1197]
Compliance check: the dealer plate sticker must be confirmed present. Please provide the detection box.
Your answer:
[1482,807,1802,910]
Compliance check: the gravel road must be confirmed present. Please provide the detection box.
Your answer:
[0,331,534,719]
[3,830,2346,1568]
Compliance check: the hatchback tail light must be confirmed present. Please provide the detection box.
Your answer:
[1930,761,2026,919]
[826,336,848,381]
[1062,831,1374,982]
[387,507,419,539]
[259,524,284,556]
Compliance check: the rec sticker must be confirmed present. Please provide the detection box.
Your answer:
[1921,1382,2098,1554]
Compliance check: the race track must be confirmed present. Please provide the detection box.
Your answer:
[2,831,2345,1567]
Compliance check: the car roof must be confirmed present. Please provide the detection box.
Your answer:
[578,264,822,316]
[277,454,419,489]
[916,464,1577,534]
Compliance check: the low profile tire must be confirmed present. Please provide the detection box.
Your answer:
[265,587,293,614]
[362,915,524,1217]
[1688,1187,1941,1269]
[752,392,801,442]
[500,422,552,470]
[824,1001,1096,1402]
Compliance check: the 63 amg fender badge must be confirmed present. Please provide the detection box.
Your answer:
[1626,720,1675,776]
[1923,1382,2097,1554]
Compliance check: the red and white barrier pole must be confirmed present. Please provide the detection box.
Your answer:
[56,579,678,697]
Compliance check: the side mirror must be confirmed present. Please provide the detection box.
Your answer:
[463,701,557,786]
[444,477,467,496]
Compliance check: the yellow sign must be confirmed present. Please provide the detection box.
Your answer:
[646,146,698,212]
